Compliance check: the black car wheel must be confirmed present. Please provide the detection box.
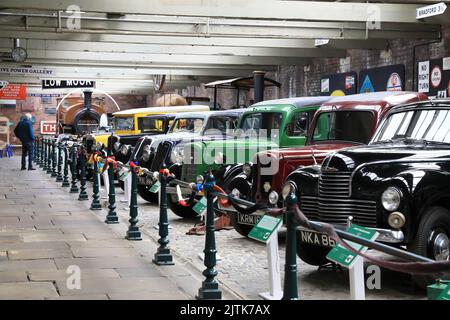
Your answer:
[137,184,159,203]
[296,230,330,266]
[224,177,253,237]
[167,194,199,218]
[408,206,450,288]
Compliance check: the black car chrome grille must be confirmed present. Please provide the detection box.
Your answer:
[150,141,172,172]
[300,196,377,227]
[318,171,352,198]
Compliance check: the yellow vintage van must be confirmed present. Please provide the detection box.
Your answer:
[93,105,210,147]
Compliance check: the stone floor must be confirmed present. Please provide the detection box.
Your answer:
[0,156,428,300]
[0,157,239,300]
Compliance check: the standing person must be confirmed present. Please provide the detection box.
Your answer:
[14,113,36,170]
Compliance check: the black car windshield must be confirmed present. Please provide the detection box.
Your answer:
[373,109,450,144]
[238,112,283,137]
[139,117,168,133]
[169,118,204,133]
[311,111,374,144]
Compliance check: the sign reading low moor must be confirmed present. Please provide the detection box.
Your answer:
[42,79,95,89]
[40,121,57,135]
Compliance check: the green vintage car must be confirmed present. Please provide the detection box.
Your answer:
[167,96,332,217]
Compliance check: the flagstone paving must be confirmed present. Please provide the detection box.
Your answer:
[0,157,239,300]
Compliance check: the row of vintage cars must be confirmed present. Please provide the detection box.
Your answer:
[86,91,450,286]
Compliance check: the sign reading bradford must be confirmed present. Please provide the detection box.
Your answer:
[416,2,447,19]
[42,80,95,89]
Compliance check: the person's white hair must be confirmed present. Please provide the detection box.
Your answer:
[24,113,32,120]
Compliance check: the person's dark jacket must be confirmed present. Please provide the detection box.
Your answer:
[14,118,35,144]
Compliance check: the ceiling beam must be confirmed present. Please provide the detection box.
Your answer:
[0,38,347,58]
[0,48,311,65]
[0,0,439,24]
[0,62,277,77]
[0,30,390,50]
[0,14,440,40]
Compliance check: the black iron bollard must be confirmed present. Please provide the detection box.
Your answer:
[78,151,89,201]
[90,157,102,210]
[69,146,79,193]
[45,139,52,174]
[51,139,57,177]
[56,142,63,182]
[153,163,174,265]
[282,191,299,300]
[34,137,39,164]
[105,159,119,224]
[125,166,142,240]
[38,137,43,168]
[197,173,222,300]
[62,145,70,187]
[41,138,46,169]
[39,137,45,169]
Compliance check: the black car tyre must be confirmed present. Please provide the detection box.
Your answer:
[408,206,450,289]
[223,177,253,237]
[167,194,199,218]
[296,230,330,266]
[137,184,159,203]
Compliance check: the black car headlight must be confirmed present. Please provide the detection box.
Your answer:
[113,142,121,153]
[243,163,252,176]
[381,187,402,212]
[120,144,131,155]
[281,181,297,200]
[142,145,151,162]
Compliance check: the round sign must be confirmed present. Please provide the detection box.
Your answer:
[331,90,345,96]
[431,66,442,88]
[386,73,402,91]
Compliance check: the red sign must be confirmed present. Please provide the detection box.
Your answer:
[40,121,56,135]
[0,83,26,100]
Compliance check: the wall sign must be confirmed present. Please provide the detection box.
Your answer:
[40,121,57,135]
[417,57,450,98]
[359,64,405,93]
[320,71,357,96]
[42,79,95,89]
[0,83,26,100]
[416,2,447,19]
[0,67,54,75]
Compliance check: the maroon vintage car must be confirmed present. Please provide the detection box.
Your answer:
[219,91,429,236]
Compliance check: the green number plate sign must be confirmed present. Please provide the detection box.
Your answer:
[193,197,207,215]
[118,168,129,181]
[438,283,450,300]
[248,214,283,243]
[150,181,161,193]
[326,224,378,269]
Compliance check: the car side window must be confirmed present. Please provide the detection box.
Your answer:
[206,117,237,135]
[286,112,310,137]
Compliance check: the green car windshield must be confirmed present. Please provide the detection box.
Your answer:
[312,111,374,144]
[238,112,283,137]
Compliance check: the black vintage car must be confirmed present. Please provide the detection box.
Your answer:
[111,113,176,164]
[283,99,450,286]
[130,109,244,210]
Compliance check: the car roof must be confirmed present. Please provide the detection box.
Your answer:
[320,91,428,110]
[113,105,210,116]
[251,96,332,108]
[173,111,212,119]
[387,98,450,113]
[209,108,246,117]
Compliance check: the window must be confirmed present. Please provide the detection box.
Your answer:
[312,111,374,144]
[286,111,314,137]
[169,118,204,133]
[114,117,134,130]
[205,116,238,134]
[239,112,283,137]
